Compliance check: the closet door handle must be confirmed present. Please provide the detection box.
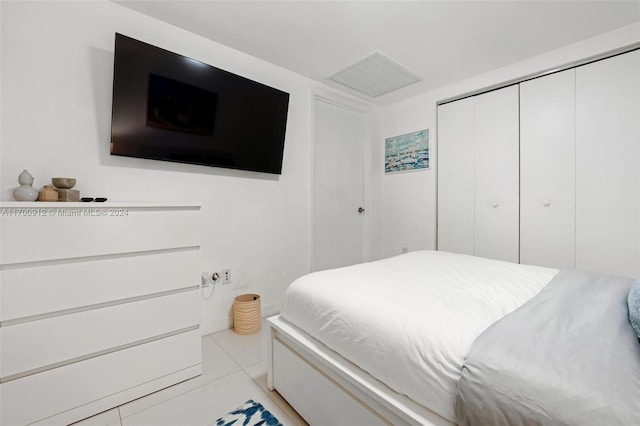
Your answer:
[492,201,499,208]
[543,200,551,207]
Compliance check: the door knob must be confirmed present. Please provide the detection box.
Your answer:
[543,200,551,207]
[492,202,499,208]
[358,207,365,214]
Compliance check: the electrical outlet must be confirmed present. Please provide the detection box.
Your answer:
[201,272,221,288]
[201,272,213,287]
[221,269,231,284]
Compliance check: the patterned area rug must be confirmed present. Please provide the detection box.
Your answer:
[216,399,283,426]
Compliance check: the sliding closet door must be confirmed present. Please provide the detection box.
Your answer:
[438,86,519,262]
[520,69,576,269]
[437,97,475,255]
[474,86,520,263]
[575,50,640,277]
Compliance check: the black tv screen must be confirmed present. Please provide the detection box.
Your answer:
[110,33,290,174]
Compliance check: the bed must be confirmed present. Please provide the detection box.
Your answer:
[266,250,640,425]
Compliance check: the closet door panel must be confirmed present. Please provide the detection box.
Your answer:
[520,69,576,269]
[437,97,475,255]
[576,50,640,277]
[474,85,520,263]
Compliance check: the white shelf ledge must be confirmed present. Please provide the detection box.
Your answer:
[0,201,201,209]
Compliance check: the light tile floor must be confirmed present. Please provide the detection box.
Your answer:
[75,319,308,426]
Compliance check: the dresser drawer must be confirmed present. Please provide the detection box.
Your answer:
[1,206,201,264]
[1,289,199,379]
[1,329,201,426]
[1,248,199,321]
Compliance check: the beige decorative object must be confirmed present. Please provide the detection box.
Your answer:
[51,177,79,202]
[52,177,76,189]
[38,185,59,202]
[233,294,261,335]
[55,188,80,202]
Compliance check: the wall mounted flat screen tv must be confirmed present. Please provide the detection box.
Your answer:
[110,33,290,174]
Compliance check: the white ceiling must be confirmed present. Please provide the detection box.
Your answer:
[115,1,640,104]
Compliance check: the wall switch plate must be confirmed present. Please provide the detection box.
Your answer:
[221,269,231,284]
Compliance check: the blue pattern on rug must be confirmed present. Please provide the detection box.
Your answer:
[216,399,283,426]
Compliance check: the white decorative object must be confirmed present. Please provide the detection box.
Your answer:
[12,170,39,201]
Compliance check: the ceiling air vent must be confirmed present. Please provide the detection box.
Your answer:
[328,51,422,98]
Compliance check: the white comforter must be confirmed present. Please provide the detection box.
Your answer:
[281,250,558,422]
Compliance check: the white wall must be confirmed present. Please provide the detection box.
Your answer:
[0,1,317,334]
[375,22,640,260]
[4,1,637,331]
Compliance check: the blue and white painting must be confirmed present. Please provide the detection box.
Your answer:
[385,129,430,173]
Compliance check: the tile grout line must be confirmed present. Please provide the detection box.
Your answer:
[243,362,290,420]
[241,359,303,426]
[116,335,236,423]
[112,325,286,426]
[209,325,305,425]
[208,332,246,373]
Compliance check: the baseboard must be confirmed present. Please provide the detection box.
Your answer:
[200,316,233,336]
[200,302,281,335]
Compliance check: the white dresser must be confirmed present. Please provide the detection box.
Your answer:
[0,202,202,425]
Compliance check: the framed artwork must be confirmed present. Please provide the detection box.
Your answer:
[385,129,430,173]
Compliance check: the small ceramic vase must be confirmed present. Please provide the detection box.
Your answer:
[12,170,39,201]
[38,185,59,202]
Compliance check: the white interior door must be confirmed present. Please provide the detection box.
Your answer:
[575,50,640,277]
[520,69,576,269]
[474,85,520,263]
[312,98,366,272]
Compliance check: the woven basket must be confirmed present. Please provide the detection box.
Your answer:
[233,293,261,335]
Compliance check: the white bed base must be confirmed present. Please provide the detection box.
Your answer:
[267,315,454,426]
